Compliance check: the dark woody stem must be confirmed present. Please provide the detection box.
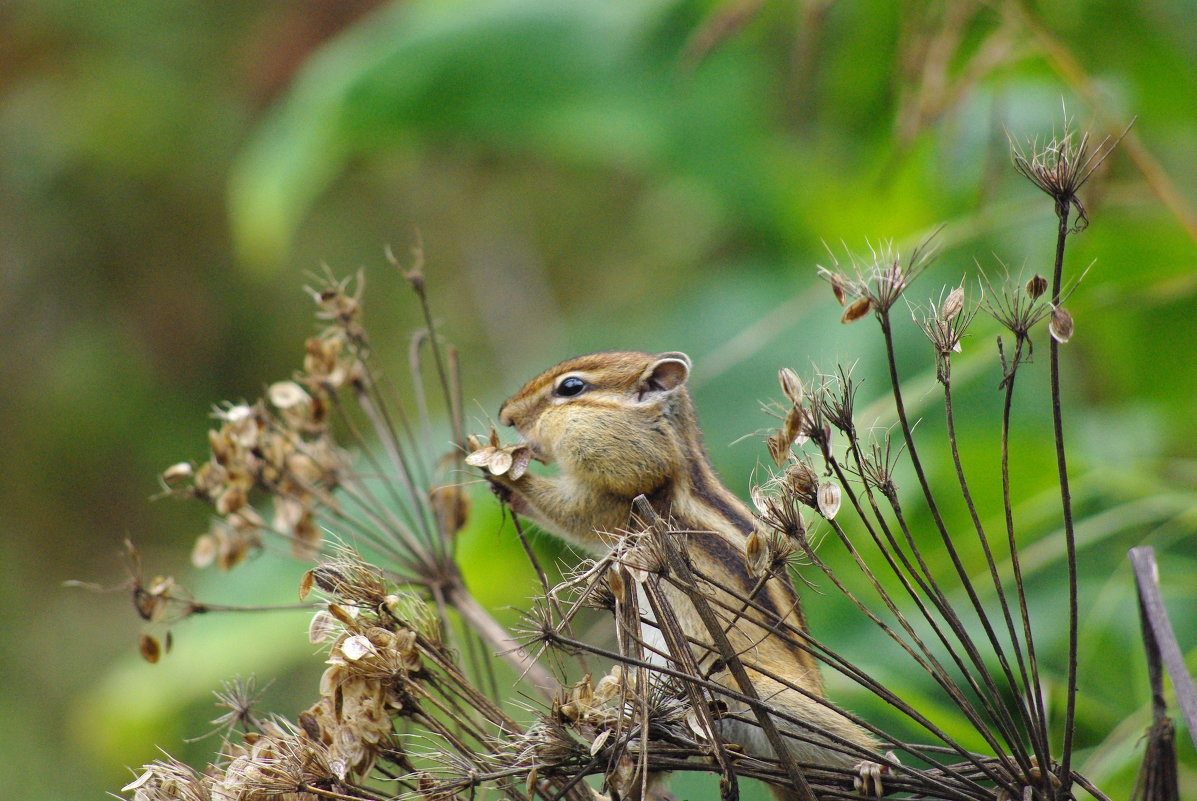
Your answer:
[634,497,816,801]
[942,360,1047,772]
[1050,200,1080,792]
[997,336,1053,773]
[878,315,1030,763]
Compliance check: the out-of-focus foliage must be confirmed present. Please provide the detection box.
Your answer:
[1,0,1194,799]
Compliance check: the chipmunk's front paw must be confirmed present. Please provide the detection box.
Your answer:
[852,752,898,799]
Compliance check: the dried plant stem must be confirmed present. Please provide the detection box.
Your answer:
[444,579,558,699]
[299,783,386,801]
[638,502,818,801]
[942,360,1049,781]
[1049,204,1079,791]
[827,441,1024,771]
[356,387,437,547]
[997,337,1051,767]
[878,316,1033,767]
[641,575,741,801]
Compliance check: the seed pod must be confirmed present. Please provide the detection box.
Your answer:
[941,286,965,321]
[1026,274,1049,300]
[267,380,310,410]
[778,368,805,405]
[830,273,848,306]
[429,484,469,537]
[590,728,611,755]
[817,482,842,519]
[766,430,790,467]
[487,448,513,476]
[308,610,336,644]
[508,446,532,480]
[139,634,162,663]
[606,563,626,602]
[340,634,377,662]
[781,405,810,448]
[161,462,193,487]
[841,297,873,324]
[1049,306,1074,343]
[299,569,315,601]
[745,530,769,578]
[784,460,819,497]
[750,485,768,515]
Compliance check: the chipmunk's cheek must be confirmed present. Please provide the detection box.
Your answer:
[520,424,554,464]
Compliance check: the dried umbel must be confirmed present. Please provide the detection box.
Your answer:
[123,758,210,801]
[1009,116,1130,229]
[818,231,941,316]
[219,731,337,798]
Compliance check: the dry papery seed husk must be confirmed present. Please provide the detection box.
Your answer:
[941,286,964,320]
[778,367,805,405]
[817,482,842,519]
[1049,306,1074,343]
[841,297,872,324]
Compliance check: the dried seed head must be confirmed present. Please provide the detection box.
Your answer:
[784,460,819,499]
[1026,274,1049,300]
[1009,118,1131,229]
[1049,306,1074,343]
[465,441,532,477]
[817,482,842,519]
[123,759,209,801]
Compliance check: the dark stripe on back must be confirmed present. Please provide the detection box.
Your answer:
[688,460,755,534]
[693,532,785,626]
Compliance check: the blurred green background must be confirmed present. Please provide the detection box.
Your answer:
[2,0,1195,798]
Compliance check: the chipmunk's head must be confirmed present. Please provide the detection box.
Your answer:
[498,351,693,492]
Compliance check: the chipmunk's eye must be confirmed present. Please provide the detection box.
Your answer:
[554,376,588,398]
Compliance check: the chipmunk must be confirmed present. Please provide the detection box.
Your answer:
[479,351,884,800]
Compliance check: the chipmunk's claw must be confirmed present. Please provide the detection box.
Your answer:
[852,752,898,798]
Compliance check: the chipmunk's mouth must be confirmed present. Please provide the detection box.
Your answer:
[514,433,551,465]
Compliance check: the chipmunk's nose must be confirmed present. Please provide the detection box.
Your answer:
[498,401,514,428]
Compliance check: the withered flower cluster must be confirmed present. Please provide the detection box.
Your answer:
[818,232,941,322]
[160,277,364,569]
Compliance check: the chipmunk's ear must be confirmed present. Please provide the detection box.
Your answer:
[639,352,690,398]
